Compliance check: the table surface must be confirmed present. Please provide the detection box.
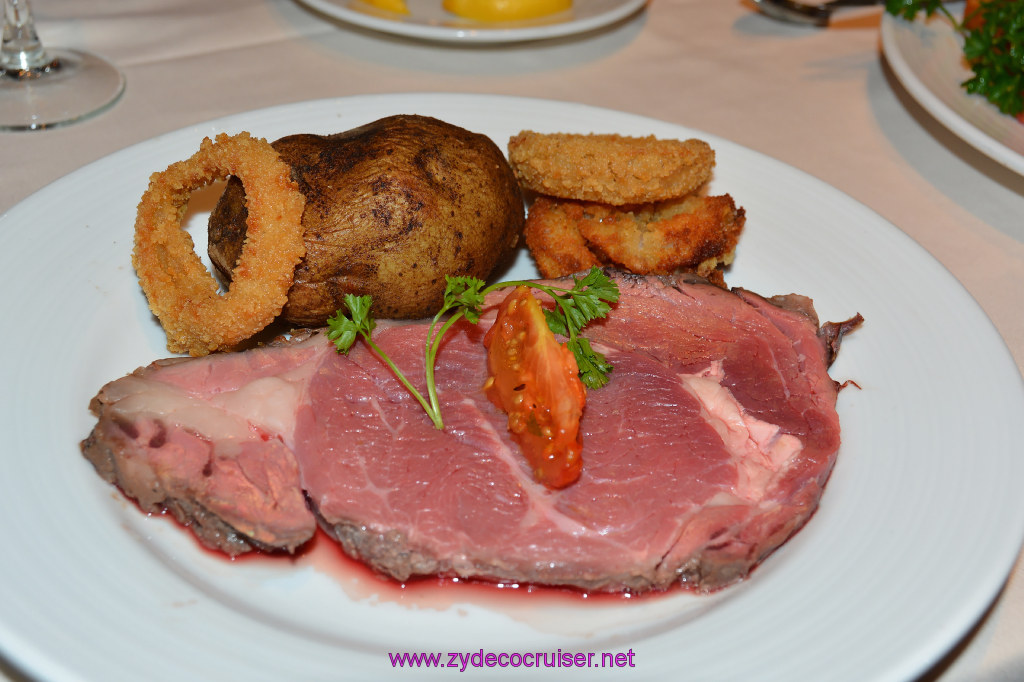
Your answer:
[2,1,1023,680]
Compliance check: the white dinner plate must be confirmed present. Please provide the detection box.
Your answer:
[2,94,1024,681]
[881,3,1024,175]
[296,0,646,43]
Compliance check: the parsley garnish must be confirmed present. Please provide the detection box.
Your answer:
[886,0,1024,118]
[327,267,620,430]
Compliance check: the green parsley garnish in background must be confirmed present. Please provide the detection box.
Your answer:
[326,267,620,430]
[885,0,1024,118]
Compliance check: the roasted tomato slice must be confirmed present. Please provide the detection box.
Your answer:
[483,286,586,489]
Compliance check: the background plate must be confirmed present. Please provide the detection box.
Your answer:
[881,3,1024,176]
[2,94,1024,681]
[296,0,647,43]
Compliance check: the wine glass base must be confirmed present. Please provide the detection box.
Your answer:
[0,48,124,131]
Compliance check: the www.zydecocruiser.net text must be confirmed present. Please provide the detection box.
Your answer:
[389,649,637,671]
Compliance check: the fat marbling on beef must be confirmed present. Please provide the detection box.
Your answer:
[81,271,858,593]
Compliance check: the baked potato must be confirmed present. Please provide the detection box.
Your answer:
[208,114,525,325]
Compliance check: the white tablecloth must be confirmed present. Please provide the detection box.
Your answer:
[2,1,1023,679]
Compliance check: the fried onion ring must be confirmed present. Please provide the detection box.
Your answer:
[523,197,602,278]
[508,131,715,206]
[132,132,306,356]
[579,195,744,278]
[523,195,744,286]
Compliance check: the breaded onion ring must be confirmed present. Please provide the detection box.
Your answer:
[508,131,715,206]
[523,197,602,278]
[132,132,306,356]
[523,195,744,286]
[579,195,744,279]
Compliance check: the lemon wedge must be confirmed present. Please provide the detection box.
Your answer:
[442,0,571,22]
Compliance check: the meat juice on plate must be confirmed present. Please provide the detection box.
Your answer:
[162,521,733,640]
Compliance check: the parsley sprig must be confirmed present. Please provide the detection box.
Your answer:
[886,0,1024,117]
[326,267,620,430]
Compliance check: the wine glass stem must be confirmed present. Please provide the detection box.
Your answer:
[2,0,53,75]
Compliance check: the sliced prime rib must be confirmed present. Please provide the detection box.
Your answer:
[81,271,858,593]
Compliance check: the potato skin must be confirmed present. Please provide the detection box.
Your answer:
[208,115,525,324]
